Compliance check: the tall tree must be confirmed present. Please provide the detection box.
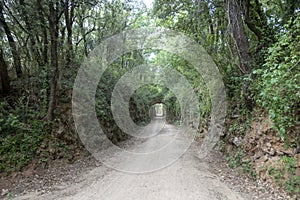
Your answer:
[0,1,22,78]
[19,0,42,67]
[36,0,48,65]
[0,47,10,94]
[46,1,60,121]
[64,0,75,67]
[226,0,252,75]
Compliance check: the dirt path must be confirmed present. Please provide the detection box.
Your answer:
[13,120,250,200]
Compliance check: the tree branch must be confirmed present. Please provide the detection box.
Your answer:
[244,0,262,41]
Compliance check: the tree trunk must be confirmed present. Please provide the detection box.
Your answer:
[243,0,275,50]
[19,0,42,67]
[37,0,48,65]
[244,0,262,41]
[0,47,10,95]
[64,0,74,67]
[0,1,22,78]
[226,0,252,75]
[78,7,88,57]
[227,0,253,109]
[46,1,59,121]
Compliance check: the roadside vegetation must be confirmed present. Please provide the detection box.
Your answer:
[0,0,299,196]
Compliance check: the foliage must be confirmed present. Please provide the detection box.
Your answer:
[253,14,300,139]
[149,51,211,124]
[0,103,45,174]
[227,147,256,180]
[228,147,243,168]
[268,156,300,195]
[0,0,299,196]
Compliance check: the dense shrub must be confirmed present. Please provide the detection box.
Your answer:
[253,14,300,139]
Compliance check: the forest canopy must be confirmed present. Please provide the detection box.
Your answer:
[0,0,299,194]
